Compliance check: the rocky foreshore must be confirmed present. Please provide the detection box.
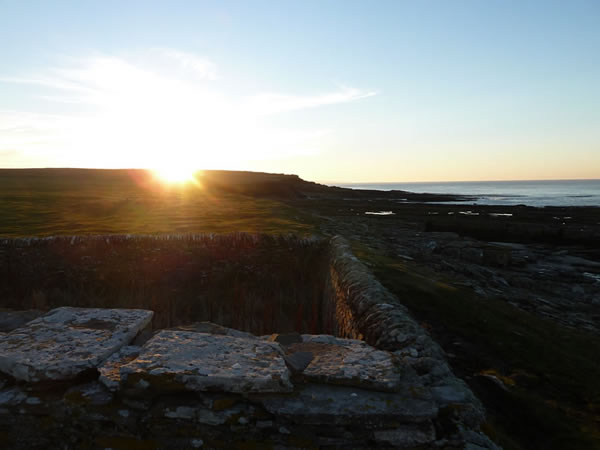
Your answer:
[308,198,600,335]
[280,193,600,449]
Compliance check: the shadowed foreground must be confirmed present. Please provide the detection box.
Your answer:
[0,235,495,449]
[1,169,600,449]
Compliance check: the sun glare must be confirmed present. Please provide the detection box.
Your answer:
[1,54,335,175]
[153,166,198,184]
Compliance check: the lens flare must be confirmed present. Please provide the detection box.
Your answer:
[153,165,198,184]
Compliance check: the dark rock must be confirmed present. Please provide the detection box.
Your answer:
[283,351,313,374]
[461,247,483,264]
[64,382,113,406]
[131,329,154,346]
[431,383,470,404]
[0,309,44,332]
[260,383,437,426]
[373,422,436,447]
[483,245,512,267]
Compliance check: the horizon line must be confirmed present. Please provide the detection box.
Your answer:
[323,178,600,184]
[0,167,598,184]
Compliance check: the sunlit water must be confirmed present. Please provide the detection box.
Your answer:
[334,180,600,207]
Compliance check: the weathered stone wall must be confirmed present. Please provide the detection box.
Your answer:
[0,233,499,448]
[0,233,331,334]
[326,236,497,446]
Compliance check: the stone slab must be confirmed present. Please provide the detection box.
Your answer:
[260,383,437,425]
[0,307,153,382]
[120,330,293,393]
[287,335,404,391]
[98,345,142,391]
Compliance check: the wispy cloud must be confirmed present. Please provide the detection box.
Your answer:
[0,76,97,94]
[0,51,376,169]
[245,86,377,115]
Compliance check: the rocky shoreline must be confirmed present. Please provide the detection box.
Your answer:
[286,190,600,449]
[300,190,600,335]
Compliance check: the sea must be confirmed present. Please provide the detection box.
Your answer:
[333,179,600,208]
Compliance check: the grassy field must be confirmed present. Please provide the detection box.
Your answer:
[2,168,600,449]
[0,169,314,236]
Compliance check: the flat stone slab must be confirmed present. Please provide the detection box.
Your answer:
[286,335,404,391]
[261,383,437,425]
[0,307,153,382]
[120,330,293,394]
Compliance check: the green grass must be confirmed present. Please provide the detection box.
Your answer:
[0,169,315,237]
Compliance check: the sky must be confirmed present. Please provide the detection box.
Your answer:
[1,0,599,182]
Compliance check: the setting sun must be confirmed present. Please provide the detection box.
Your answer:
[153,165,198,184]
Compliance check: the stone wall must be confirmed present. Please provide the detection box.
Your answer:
[326,236,496,447]
[0,233,331,334]
[0,233,498,448]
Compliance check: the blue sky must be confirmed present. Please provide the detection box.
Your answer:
[1,0,599,181]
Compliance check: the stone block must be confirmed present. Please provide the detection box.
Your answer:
[120,330,293,393]
[289,335,406,391]
[0,307,153,382]
[261,383,436,426]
